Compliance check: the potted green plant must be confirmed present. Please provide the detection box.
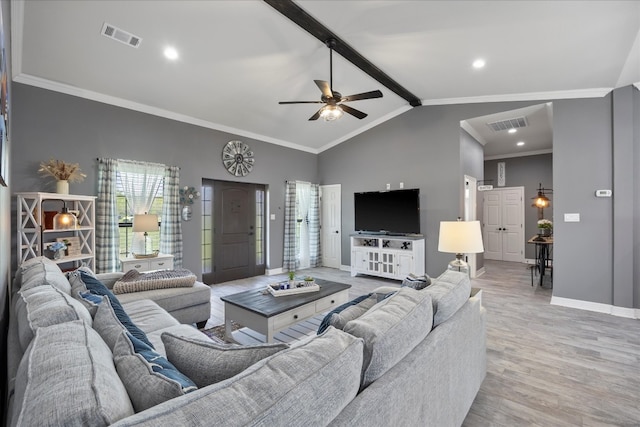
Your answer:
[304,276,315,286]
[287,271,296,287]
[537,219,553,236]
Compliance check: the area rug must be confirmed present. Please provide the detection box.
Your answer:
[200,321,243,344]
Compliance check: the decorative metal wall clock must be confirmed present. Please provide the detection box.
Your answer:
[222,140,254,177]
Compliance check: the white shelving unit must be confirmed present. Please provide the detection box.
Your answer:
[350,234,425,280]
[16,192,96,270]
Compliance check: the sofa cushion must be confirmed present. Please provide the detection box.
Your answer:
[70,271,155,348]
[343,287,434,389]
[14,284,92,352]
[93,297,156,352]
[121,299,180,333]
[109,327,363,426]
[425,270,471,326]
[114,281,211,315]
[113,329,197,412]
[161,332,288,387]
[11,320,134,427]
[147,324,213,356]
[18,256,71,294]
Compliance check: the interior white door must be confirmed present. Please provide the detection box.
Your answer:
[320,184,342,269]
[483,192,503,260]
[502,189,524,262]
[483,187,524,262]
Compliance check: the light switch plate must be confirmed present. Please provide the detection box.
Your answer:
[564,213,580,222]
[270,214,276,220]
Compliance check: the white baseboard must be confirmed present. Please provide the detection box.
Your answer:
[266,267,284,276]
[340,264,351,272]
[473,267,486,278]
[550,296,639,319]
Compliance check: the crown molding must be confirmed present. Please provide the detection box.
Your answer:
[484,149,553,161]
[634,82,640,91]
[421,88,612,106]
[13,73,320,154]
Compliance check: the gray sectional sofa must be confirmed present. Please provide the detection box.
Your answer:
[6,257,486,426]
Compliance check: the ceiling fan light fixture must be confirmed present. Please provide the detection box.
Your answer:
[320,105,343,121]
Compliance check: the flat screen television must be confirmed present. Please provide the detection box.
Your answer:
[354,189,421,235]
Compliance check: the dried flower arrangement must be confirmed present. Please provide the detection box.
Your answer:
[38,158,87,183]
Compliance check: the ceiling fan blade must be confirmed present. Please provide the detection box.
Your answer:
[314,80,333,99]
[341,90,383,102]
[309,108,323,121]
[340,104,368,120]
[279,101,324,104]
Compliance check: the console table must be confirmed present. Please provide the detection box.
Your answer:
[527,236,553,287]
[221,279,350,343]
[350,234,425,280]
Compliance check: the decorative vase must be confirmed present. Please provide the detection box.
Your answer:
[543,228,551,237]
[56,180,69,194]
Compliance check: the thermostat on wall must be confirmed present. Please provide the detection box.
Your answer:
[595,189,612,197]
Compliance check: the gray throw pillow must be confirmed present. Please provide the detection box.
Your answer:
[161,332,289,387]
[113,329,197,412]
[329,294,379,331]
[401,273,432,290]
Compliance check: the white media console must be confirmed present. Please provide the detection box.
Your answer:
[350,234,425,281]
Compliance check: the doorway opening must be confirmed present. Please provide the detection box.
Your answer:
[461,102,553,264]
[201,179,266,284]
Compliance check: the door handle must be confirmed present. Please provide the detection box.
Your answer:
[248,232,254,236]
[334,230,339,234]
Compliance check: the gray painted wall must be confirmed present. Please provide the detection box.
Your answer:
[10,83,319,277]
[7,79,640,313]
[318,101,546,276]
[553,96,613,304]
[484,154,553,259]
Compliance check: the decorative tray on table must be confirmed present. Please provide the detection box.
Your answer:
[266,281,319,297]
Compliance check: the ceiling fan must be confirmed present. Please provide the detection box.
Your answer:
[279,39,383,121]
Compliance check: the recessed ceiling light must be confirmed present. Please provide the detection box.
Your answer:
[517,141,525,146]
[508,129,517,134]
[164,47,178,60]
[472,59,486,69]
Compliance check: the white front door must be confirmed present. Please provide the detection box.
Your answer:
[321,184,342,269]
[483,187,524,262]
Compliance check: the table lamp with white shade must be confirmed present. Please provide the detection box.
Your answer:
[132,213,159,257]
[438,219,484,273]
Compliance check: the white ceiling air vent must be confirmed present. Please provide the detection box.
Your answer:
[101,23,142,48]
[486,117,528,132]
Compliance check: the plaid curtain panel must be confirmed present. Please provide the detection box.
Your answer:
[96,158,119,273]
[309,184,322,267]
[283,181,297,271]
[160,166,183,267]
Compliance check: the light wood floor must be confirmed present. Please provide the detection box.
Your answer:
[203,261,640,426]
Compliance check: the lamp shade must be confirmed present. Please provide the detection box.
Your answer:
[133,214,159,233]
[438,220,484,254]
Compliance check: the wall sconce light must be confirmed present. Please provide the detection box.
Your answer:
[53,202,77,230]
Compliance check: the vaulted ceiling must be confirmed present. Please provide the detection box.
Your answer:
[12,1,640,156]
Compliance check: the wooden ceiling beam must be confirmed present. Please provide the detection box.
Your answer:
[263,0,422,107]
